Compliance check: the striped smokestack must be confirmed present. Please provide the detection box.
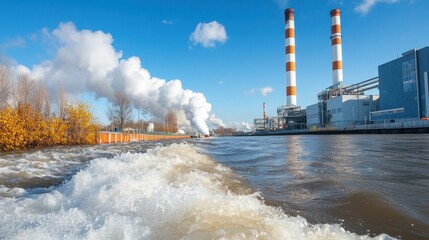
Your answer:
[331,9,343,87]
[285,8,297,106]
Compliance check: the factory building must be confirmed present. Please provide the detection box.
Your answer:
[307,95,378,128]
[371,47,429,122]
[254,8,428,132]
[307,47,429,128]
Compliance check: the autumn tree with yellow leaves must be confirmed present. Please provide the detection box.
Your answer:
[0,66,99,151]
[0,103,99,151]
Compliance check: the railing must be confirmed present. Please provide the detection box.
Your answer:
[351,120,429,130]
[98,132,190,144]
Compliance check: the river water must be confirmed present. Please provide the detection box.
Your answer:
[0,135,428,239]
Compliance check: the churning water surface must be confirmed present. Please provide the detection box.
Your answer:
[0,135,428,239]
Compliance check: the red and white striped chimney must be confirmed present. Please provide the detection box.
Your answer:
[285,8,297,106]
[331,9,343,87]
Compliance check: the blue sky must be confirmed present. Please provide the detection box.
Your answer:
[1,0,428,128]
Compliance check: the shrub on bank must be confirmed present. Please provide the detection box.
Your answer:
[0,103,99,151]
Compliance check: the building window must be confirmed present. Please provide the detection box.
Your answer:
[403,59,417,92]
[337,108,342,113]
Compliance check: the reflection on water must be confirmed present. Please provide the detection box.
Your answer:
[284,136,318,205]
[199,135,429,240]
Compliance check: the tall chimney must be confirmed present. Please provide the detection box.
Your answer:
[331,9,343,87]
[263,102,267,119]
[285,8,297,106]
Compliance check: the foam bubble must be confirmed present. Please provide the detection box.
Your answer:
[0,143,391,239]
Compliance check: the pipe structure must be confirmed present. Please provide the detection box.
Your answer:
[263,102,267,119]
[285,8,297,106]
[330,9,343,87]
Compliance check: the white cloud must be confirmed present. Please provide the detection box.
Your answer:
[12,22,220,135]
[189,21,228,48]
[0,37,26,50]
[355,0,400,15]
[244,87,274,97]
[29,34,38,42]
[260,87,273,97]
[244,88,256,95]
[162,20,173,25]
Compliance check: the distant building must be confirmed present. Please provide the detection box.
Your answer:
[147,123,154,133]
[327,95,378,128]
[372,47,429,122]
[177,129,185,134]
[306,95,379,128]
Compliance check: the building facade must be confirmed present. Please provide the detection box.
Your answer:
[374,47,429,121]
[327,95,378,128]
[306,95,378,129]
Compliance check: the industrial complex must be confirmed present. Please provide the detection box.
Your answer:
[254,8,429,134]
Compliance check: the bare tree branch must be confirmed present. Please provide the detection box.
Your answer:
[106,91,133,132]
[165,110,178,133]
[12,74,34,108]
[58,87,68,119]
[0,59,11,109]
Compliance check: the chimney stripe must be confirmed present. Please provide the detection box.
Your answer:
[331,25,341,34]
[286,45,295,54]
[332,61,342,70]
[287,86,296,95]
[285,28,295,38]
[286,62,296,72]
[331,38,341,45]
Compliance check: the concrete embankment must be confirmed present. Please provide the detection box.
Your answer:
[98,132,190,144]
[249,127,429,136]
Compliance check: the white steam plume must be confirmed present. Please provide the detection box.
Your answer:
[228,121,252,132]
[17,22,221,135]
[209,114,225,128]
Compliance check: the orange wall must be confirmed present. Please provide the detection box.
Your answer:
[98,132,190,144]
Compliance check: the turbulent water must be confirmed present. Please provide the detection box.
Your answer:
[0,135,428,239]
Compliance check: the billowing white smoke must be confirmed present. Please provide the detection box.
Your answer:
[228,122,252,132]
[17,22,222,135]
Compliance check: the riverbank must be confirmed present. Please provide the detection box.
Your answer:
[249,126,429,136]
[246,119,429,136]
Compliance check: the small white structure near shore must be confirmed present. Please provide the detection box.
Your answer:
[147,123,154,133]
[177,129,185,134]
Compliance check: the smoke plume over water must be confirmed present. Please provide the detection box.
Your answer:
[16,22,222,134]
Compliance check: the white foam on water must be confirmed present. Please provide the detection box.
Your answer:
[0,150,84,178]
[0,143,393,240]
